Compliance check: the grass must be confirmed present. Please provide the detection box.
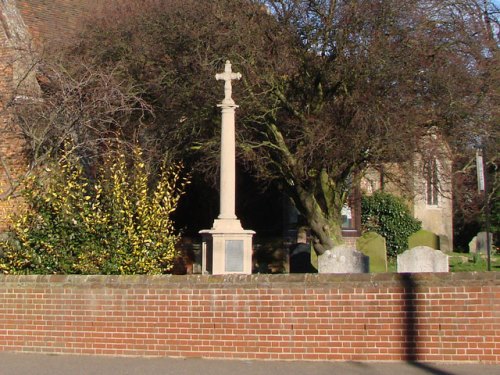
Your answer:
[388,252,499,272]
[448,252,499,272]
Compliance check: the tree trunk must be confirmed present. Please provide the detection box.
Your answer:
[265,123,349,255]
[292,179,346,255]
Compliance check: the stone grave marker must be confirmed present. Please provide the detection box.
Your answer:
[356,232,387,273]
[408,229,440,250]
[469,236,478,254]
[469,232,494,255]
[397,246,449,273]
[318,245,369,274]
[439,235,452,253]
[476,232,493,255]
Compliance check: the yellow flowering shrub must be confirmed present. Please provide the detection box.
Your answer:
[0,147,189,274]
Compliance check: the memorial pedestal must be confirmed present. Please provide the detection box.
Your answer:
[200,219,254,275]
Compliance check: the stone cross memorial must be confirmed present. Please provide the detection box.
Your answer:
[199,61,255,275]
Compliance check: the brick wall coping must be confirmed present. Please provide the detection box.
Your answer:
[0,272,498,289]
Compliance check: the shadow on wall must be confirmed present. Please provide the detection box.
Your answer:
[401,273,455,375]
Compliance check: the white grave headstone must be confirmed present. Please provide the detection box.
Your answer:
[397,246,449,273]
[318,245,369,274]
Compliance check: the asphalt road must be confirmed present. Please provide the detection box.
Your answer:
[0,353,499,375]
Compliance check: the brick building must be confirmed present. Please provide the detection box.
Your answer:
[0,0,105,230]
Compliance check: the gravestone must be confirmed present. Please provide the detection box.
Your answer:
[439,235,452,253]
[476,232,493,255]
[356,232,387,273]
[318,245,369,274]
[397,246,449,273]
[469,232,494,255]
[469,236,478,254]
[191,243,202,274]
[408,229,440,250]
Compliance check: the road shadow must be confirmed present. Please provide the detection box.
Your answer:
[411,362,457,375]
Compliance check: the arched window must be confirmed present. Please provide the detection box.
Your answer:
[424,158,439,206]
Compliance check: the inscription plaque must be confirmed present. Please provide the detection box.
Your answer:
[225,240,244,272]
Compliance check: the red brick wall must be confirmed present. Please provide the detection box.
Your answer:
[0,273,498,363]
[0,2,29,231]
[17,0,106,45]
[0,0,102,230]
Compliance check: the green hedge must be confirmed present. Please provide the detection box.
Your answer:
[361,192,421,257]
[0,147,188,275]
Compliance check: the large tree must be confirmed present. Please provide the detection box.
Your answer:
[448,0,499,247]
[16,0,498,253]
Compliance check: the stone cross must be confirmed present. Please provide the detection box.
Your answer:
[215,60,242,220]
[199,60,254,275]
[215,60,241,105]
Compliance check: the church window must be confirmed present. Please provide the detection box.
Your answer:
[424,158,439,206]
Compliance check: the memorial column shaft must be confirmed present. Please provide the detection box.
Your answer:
[219,105,237,219]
